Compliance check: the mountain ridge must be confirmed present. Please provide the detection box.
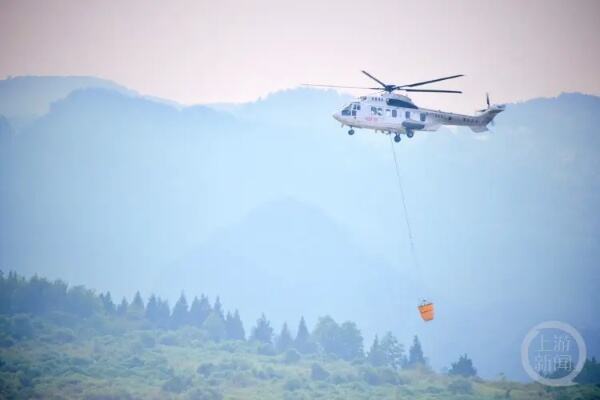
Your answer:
[0,76,598,380]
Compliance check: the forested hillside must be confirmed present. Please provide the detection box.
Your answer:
[1,272,599,399]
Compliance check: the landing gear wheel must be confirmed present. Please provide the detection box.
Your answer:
[348,129,355,135]
[407,131,414,138]
[394,134,401,143]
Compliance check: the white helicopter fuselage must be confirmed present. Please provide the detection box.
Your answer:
[333,93,504,138]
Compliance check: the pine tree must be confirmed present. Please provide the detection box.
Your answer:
[129,291,145,319]
[380,332,404,370]
[117,297,128,316]
[367,335,387,367]
[189,297,201,326]
[295,316,315,354]
[449,354,477,377]
[171,293,189,328]
[276,323,294,353]
[338,321,364,361]
[227,310,246,340]
[575,357,600,384]
[251,313,273,344]
[313,317,363,360]
[145,294,159,323]
[131,291,144,310]
[407,335,426,368]
[189,295,212,327]
[225,310,245,340]
[100,292,116,314]
[203,311,226,341]
[213,296,224,320]
[156,297,171,329]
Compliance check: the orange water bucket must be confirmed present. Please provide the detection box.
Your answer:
[418,302,434,322]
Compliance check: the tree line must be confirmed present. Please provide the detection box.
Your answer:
[0,271,478,374]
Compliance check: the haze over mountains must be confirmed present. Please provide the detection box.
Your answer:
[1,76,598,380]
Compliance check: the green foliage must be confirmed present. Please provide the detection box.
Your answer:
[367,335,386,367]
[276,322,293,353]
[213,297,224,320]
[116,297,128,316]
[294,316,316,354]
[65,285,100,317]
[224,310,245,340]
[448,378,473,395]
[197,362,216,377]
[310,363,330,380]
[10,314,34,339]
[155,297,171,328]
[160,332,180,346]
[360,366,400,385]
[406,335,426,368]
[99,292,116,315]
[0,271,597,400]
[313,316,363,361]
[171,292,190,328]
[449,353,477,377]
[283,349,301,364]
[203,311,227,341]
[575,357,600,384]
[185,387,223,400]
[162,374,192,393]
[283,377,305,391]
[379,332,404,369]
[138,332,156,348]
[190,295,212,327]
[82,388,135,400]
[251,313,273,344]
[47,327,76,344]
[257,343,276,356]
[128,291,145,319]
[0,333,14,348]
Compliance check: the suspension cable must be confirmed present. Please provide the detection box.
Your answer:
[389,135,421,271]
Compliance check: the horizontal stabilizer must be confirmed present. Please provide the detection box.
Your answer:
[470,125,488,133]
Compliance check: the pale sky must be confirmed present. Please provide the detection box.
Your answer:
[1,0,599,113]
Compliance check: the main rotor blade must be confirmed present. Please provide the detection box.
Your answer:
[403,88,462,93]
[361,70,387,88]
[302,83,380,90]
[400,74,464,88]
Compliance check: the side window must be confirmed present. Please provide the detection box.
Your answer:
[356,104,361,111]
[371,106,377,115]
[405,111,410,119]
[392,109,397,118]
[385,109,391,117]
[377,108,383,116]
[420,113,426,122]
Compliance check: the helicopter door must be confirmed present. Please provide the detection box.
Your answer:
[351,103,360,117]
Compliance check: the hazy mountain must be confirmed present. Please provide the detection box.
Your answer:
[0,78,598,380]
[158,197,409,335]
[0,76,135,132]
[0,115,12,140]
[210,87,351,128]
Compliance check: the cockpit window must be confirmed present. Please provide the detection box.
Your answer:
[341,104,352,116]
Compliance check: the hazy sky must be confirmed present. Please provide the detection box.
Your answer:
[1,0,599,112]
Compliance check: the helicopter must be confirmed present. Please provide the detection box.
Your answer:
[305,71,505,142]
